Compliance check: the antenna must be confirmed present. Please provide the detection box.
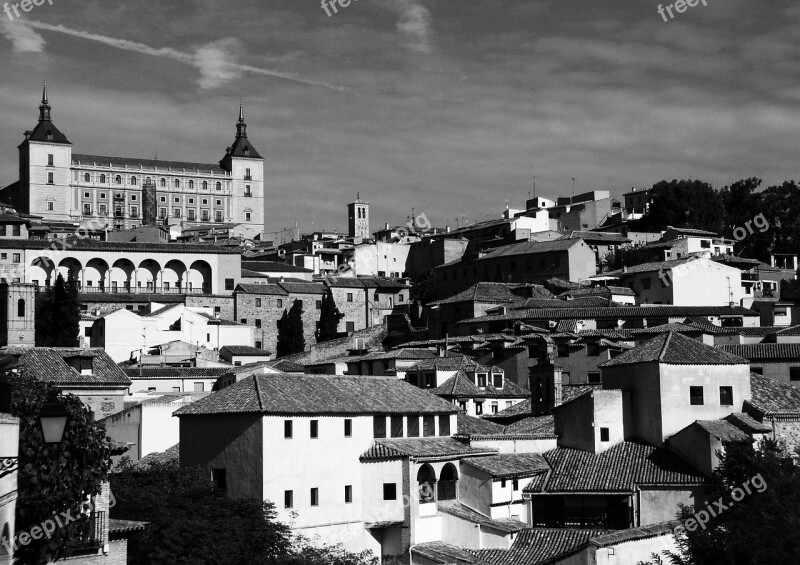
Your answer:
[571,177,576,201]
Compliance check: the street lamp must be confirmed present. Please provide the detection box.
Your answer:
[38,397,69,444]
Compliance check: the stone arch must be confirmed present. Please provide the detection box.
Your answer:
[110,258,135,292]
[29,256,56,287]
[56,257,82,286]
[136,259,161,292]
[438,463,458,501]
[163,259,187,292]
[417,463,436,503]
[84,257,110,291]
[187,260,212,293]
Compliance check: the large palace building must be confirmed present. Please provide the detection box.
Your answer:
[0,86,265,239]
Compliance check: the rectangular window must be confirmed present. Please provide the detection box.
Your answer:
[284,420,293,438]
[719,386,734,406]
[240,318,247,324]
[201,209,210,221]
[284,490,293,508]
[423,416,435,437]
[588,372,601,384]
[790,368,800,382]
[383,483,397,501]
[407,416,419,437]
[225,278,234,291]
[255,319,262,329]
[477,373,487,387]
[130,206,138,218]
[47,173,54,185]
[492,373,503,388]
[316,300,322,310]
[173,208,181,218]
[246,212,251,221]
[277,298,283,308]
[310,488,319,506]
[475,401,484,415]
[193,382,204,392]
[390,416,403,437]
[47,154,53,166]
[255,298,262,307]
[310,420,318,439]
[600,427,610,442]
[159,208,167,219]
[373,416,386,438]
[344,419,352,437]
[83,203,91,215]
[215,210,223,222]
[690,386,704,406]
[512,479,519,491]
[11,225,19,237]
[188,209,196,220]
[211,468,226,492]
[346,321,355,333]
[345,485,353,504]
[12,254,20,264]
[439,415,450,436]
[347,293,353,302]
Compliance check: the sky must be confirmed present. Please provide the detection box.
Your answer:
[1,0,799,234]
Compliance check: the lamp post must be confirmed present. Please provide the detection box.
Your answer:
[0,396,68,479]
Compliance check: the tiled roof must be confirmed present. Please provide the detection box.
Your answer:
[724,412,772,434]
[108,519,147,537]
[358,348,445,361]
[457,414,507,435]
[775,324,800,336]
[123,367,231,379]
[275,281,326,295]
[241,268,270,278]
[693,420,752,443]
[359,437,497,462]
[324,276,408,290]
[522,297,612,309]
[263,358,305,372]
[524,440,707,494]
[744,373,800,419]
[479,239,581,259]
[600,332,749,367]
[432,372,529,399]
[241,261,313,273]
[78,292,187,303]
[72,153,225,174]
[589,521,678,548]
[220,345,270,356]
[0,347,131,386]
[502,415,555,436]
[632,322,708,335]
[484,398,532,420]
[718,343,800,360]
[235,283,289,296]
[458,305,758,324]
[430,282,527,306]
[557,286,636,298]
[0,236,241,254]
[413,541,492,565]
[462,453,550,479]
[175,374,459,416]
[437,500,527,533]
[473,528,606,565]
[663,226,719,237]
[561,231,631,244]
[604,257,704,277]
[409,355,489,373]
[562,384,602,403]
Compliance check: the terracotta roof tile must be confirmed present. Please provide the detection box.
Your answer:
[718,343,800,360]
[472,528,606,565]
[359,437,497,461]
[0,347,131,386]
[600,332,749,367]
[744,373,800,419]
[462,453,550,479]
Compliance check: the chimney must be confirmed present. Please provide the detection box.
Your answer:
[446,225,450,233]
[385,223,389,230]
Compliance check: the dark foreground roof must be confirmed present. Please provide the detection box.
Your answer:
[360,437,497,462]
[745,373,800,419]
[600,331,749,367]
[0,347,131,387]
[175,373,459,416]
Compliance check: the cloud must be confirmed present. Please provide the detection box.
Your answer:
[393,0,433,53]
[14,20,348,91]
[0,19,46,52]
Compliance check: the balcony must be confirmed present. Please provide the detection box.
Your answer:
[64,511,105,554]
[78,285,212,295]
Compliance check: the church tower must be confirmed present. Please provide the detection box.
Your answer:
[220,103,265,239]
[347,194,369,242]
[0,283,36,347]
[16,84,73,219]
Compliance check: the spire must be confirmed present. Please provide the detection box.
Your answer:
[38,82,51,122]
[236,100,247,139]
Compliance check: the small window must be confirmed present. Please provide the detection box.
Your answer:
[423,416,435,437]
[438,415,450,436]
[225,278,234,291]
[277,298,283,308]
[47,154,53,166]
[310,488,319,506]
[407,416,419,437]
[344,419,352,437]
[47,201,54,210]
[600,427,610,442]
[255,319,262,329]
[790,368,800,382]
[211,468,226,492]
[316,300,322,310]
[47,173,54,185]
[588,372,601,384]
[383,483,397,501]
[475,401,484,415]
[373,416,386,438]
[190,181,195,189]
[246,212,251,221]
[492,373,503,388]
[284,490,293,508]
[345,485,353,504]
[512,479,519,491]
[174,179,180,188]
[216,182,222,190]
[84,173,90,182]
[255,298,262,307]
[17,299,25,318]
[12,254,20,264]
[690,386,704,406]
[160,178,166,187]
[284,420,293,438]
[310,420,318,439]
[193,382,204,392]
[719,386,734,406]
[347,293,353,302]
[203,181,208,190]
[390,416,403,437]
[477,373,487,387]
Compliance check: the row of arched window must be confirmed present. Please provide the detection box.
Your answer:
[80,174,225,190]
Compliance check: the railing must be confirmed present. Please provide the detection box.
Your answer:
[65,511,105,554]
[78,286,212,295]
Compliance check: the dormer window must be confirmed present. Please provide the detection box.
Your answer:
[476,373,487,388]
[492,373,503,388]
[65,356,93,375]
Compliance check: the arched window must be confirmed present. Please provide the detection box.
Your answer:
[115,175,121,184]
[202,181,208,190]
[99,174,106,183]
[160,178,166,187]
[188,180,194,189]
[417,464,436,503]
[215,182,221,191]
[145,177,152,185]
[130,177,137,185]
[174,179,180,188]
[438,463,458,500]
[83,173,90,182]
[17,299,25,318]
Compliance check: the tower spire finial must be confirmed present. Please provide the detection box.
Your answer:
[38,82,52,122]
[42,81,48,104]
[238,99,244,122]
[235,100,247,138]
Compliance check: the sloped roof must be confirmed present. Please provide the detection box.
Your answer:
[724,412,772,434]
[457,414,507,435]
[458,305,758,324]
[430,282,524,306]
[744,373,800,419]
[432,372,528,399]
[437,500,527,533]
[561,231,631,244]
[604,257,703,276]
[523,440,706,494]
[480,239,582,260]
[0,347,131,386]
[72,153,223,174]
[277,281,326,295]
[220,345,270,356]
[557,286,636,298]
[600,332,749,367]
[502,414,556,436]
[462,453,550,479]
[473,528,606,565]
[693,420,752,443]
[242,261,313,273]
[483,398,533,420]
[27,118,71,144]
[718,343,800,360]
[359,437,497,462]
[522,297,612,309]
[235,283,289,296]
[413,541,492,565]
[176,374,459,416]
[123,367,231,380]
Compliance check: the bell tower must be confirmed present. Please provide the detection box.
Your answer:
[0,283,36,347]
[347,194,369,242]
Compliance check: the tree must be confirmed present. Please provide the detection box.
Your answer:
[111,459,377,565]
[317,289,344,342]
[8,371,113,564]
[641,439,800,565]
[34,272,80,347]
[277,300,306,357]
[641,180,725,234]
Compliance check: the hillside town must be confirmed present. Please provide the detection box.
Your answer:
[0,83,796,565]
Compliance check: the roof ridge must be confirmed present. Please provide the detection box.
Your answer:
[659,331,673,361]
[253,374,264,412]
